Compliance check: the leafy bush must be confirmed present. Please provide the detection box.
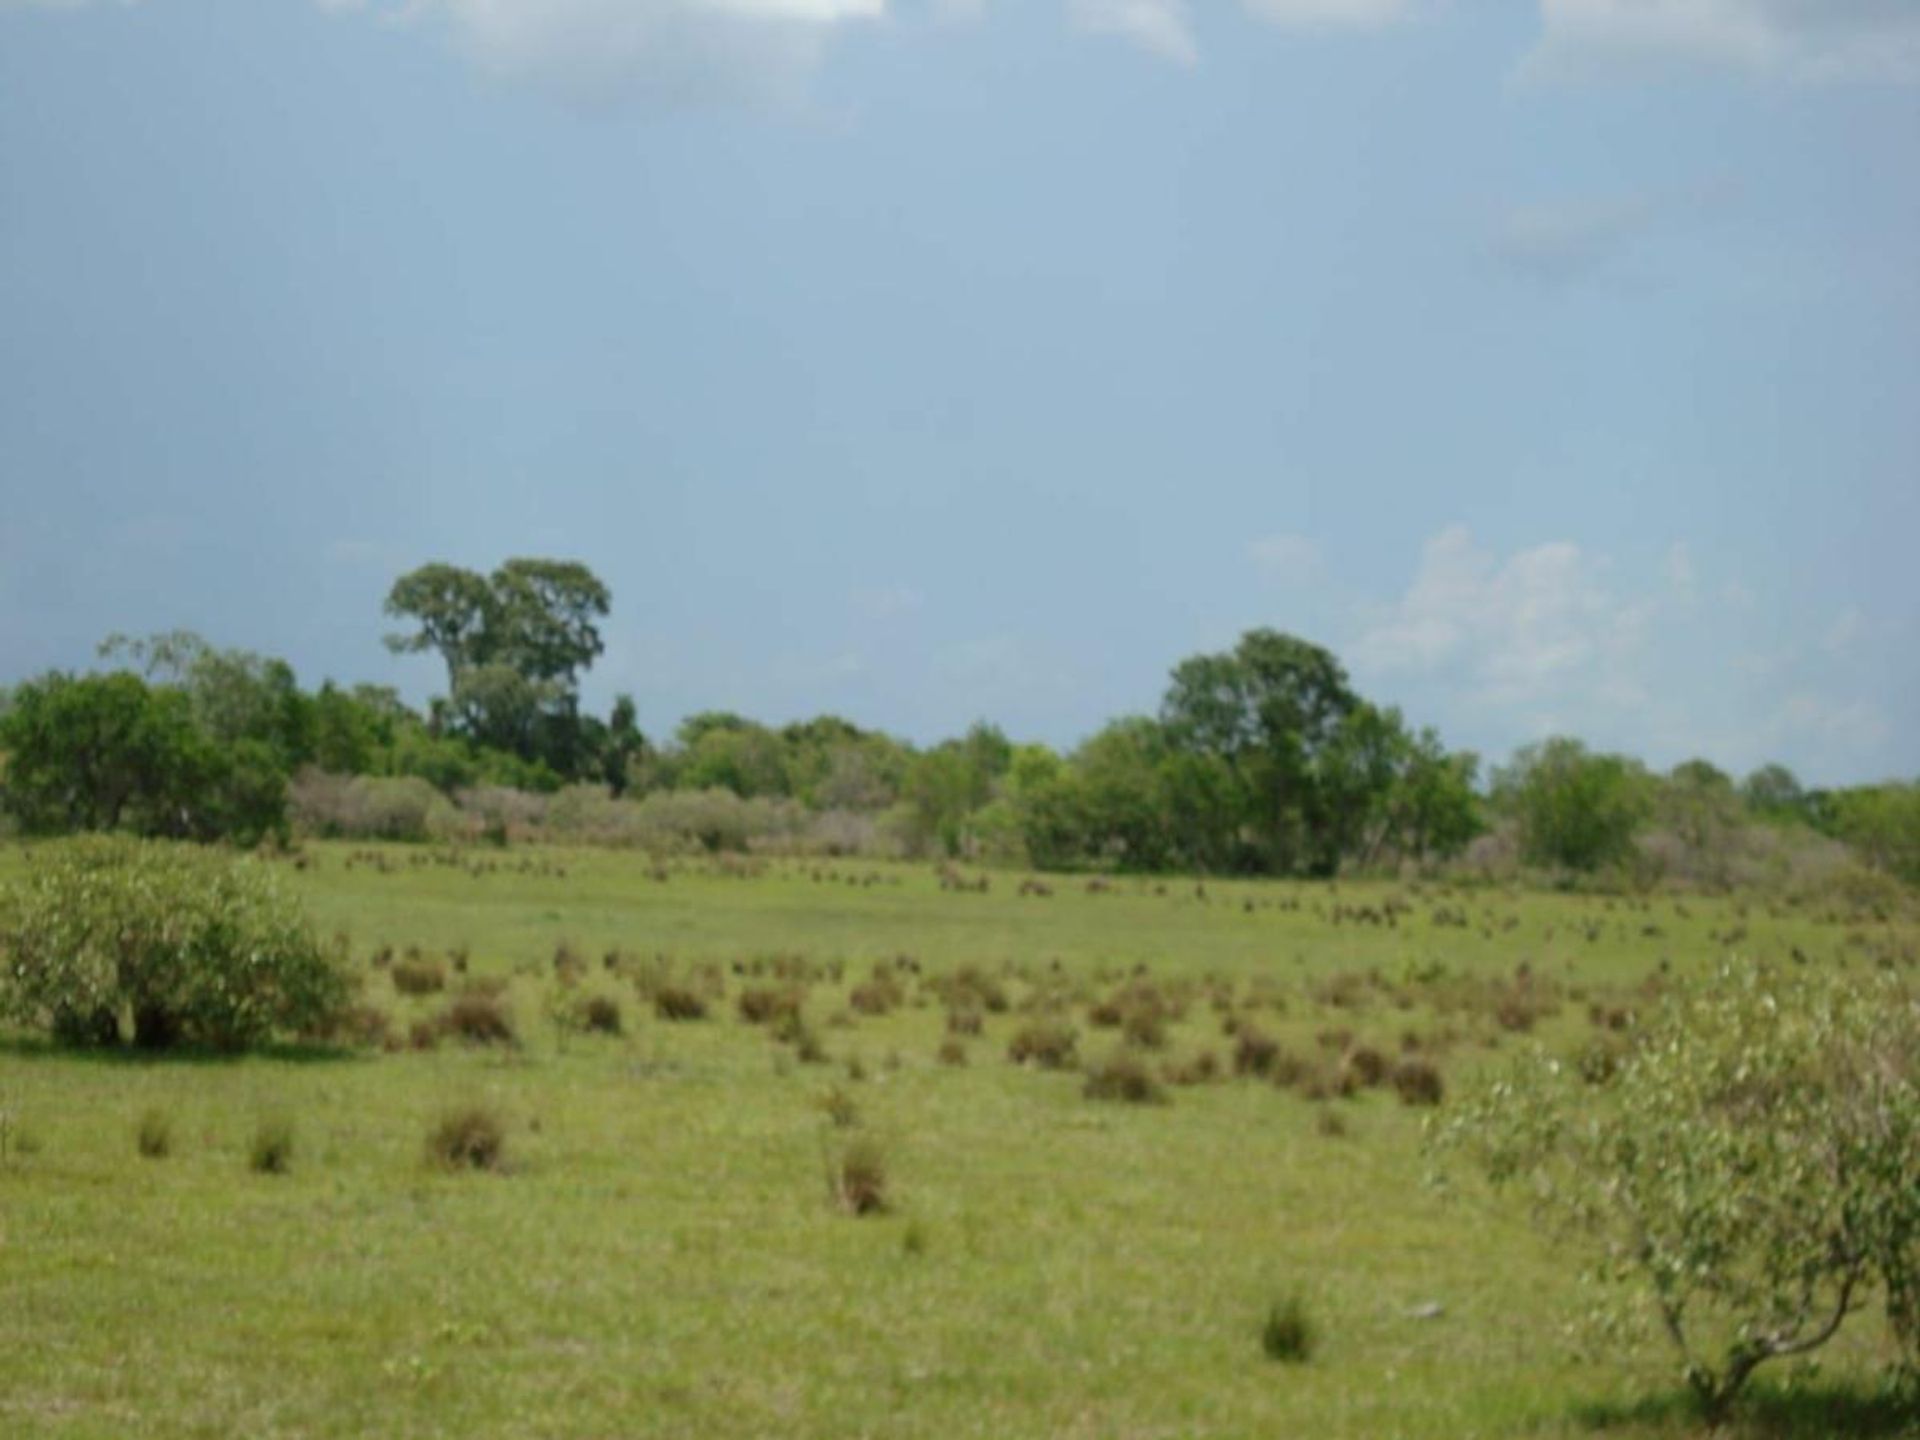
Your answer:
[0,836,348,1050]
[1435,958,1920,1419]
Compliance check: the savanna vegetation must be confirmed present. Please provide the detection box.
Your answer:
[2,565,1918,1437]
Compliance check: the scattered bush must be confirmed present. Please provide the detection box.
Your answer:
[1315,1106,1349,1139]
[426,1104,507,1172]
[1261,1294,1316,1363]
[0,836,349,1051]
[936,1038,968,1067]
[1233,1026,1281,1078]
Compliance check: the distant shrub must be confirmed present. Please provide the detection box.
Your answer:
[945,1007,984,1036]
[831,1138,889,1215]
[426,1104,507,1172]
[289,770,448,842]
[1083,1051,1167,1105]
[1261,1294,1316,1363]
[818,1085,860,1129]
[136,1108,172,1159]
[249,1115,296,1175]
[437,994,516,1047]
[848,975,904,1016]
[1315,1106,1349,1139]
[1008,1021,1078,1070]
[936,1037,968,1066]
[390,953,448,997]
[1341,1045,1391,1090]
[1121,1007,1168,1050]
[1163,1050,1220,1086]
[0,836,348,1051]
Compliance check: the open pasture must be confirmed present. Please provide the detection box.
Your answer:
[1,844,1915,1439]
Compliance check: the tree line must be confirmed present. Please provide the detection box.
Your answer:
[0,558,1914,885]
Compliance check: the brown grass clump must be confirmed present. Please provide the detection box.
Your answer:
[408,1018,442,1051]
[579,995,623,1035]
[1233,1025,1281,1077]
[426,1104,507,1172]
[1083,1052,1167,1105]
[136,1108,172,1159]
[1007,1021,1078,1070]
[1314,1106,1349,1139]
[945,1007,984,1037]
[936,1038,969,1067]
[653,986,708,1022]
[738,986,802,1026]
[438,994,517,1047]
[1163,1050,1221,1086]
[390,953,448,997]
[1122,1007,1168,1051]
[831,1138,889,1215]
[848,974,905,1016]
[1390,1057,1445,1106]
[1340,1044,1391,1090]
[249,1115,296,1175]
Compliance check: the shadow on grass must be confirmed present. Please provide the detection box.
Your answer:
[1574,1380,1919,1437]
[0,1035,362,1066]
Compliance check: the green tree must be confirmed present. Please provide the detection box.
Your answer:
[1740,762,1807,821]
[1494,738,1650,876]
[382,559,612,775]
[1833,782,1920,886]
[1159,630,1366,875]
[0,673,286,845]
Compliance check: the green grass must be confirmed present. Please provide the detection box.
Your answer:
[0,841,1913,1438]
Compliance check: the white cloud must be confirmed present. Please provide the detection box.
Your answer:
[1664,540,1695,600]
[1822,606,1864,656]
[1772,691,1891,756]
[1067,0,1197,66]
[1248,532,1322,581]
[1490,193,1657,281]
[1524,0,1920,85]
[1351,524,1652,710]
[330,0,884,107]
[1241,0,1413,29]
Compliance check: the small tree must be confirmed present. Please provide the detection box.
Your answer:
[1494,737,1650,876]
[0,837,348,1049]
[1434,958,1920,1421]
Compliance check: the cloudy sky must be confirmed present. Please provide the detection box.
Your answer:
[1,0,1915,784]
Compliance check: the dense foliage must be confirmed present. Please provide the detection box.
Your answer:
[1435,958,1920,1418]
[0,558,1913,883]
[0,836,349,1049]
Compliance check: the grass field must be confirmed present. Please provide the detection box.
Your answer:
[2,843,1916,1438]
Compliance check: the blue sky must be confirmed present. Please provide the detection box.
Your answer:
[1,0,1915,785]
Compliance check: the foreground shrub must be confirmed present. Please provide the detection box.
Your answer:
[426,1105,507,1172]
[1435,958,1920,1421]
[0,836,349,1050]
